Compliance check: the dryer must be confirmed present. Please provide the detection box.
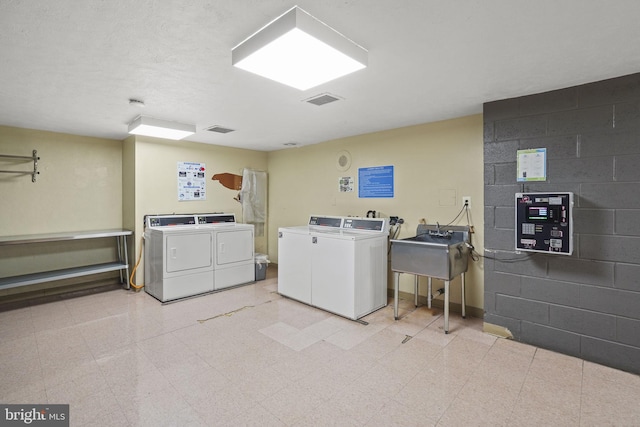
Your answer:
[197,214,255,290]
[144,214,214,302]
[278,215,389,320]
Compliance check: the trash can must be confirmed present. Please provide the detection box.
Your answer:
[255,253,269,281]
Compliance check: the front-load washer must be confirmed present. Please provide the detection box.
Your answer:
[144,214,214,302]
[278,215,389,319]
[197,214,255,289]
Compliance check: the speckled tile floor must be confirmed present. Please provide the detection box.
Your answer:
[2,269,639,426]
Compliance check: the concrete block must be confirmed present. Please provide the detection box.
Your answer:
[484,184,522,207]
[520,135,577,159]
[580,131,640,157]
[617,317,640,347]
[494,206,514,229]
[581,183,640,209]
[578,73,640,107]
[519,87,577,116]
[547,105,613,136]
[494,253,547,277]
[484,270,521,297]
[580,285,640,319]
[484,139,519,163]
[483,98,521,122]
[548,156,613,183]
[521,277,580,306]
[549,305,616,340]
[484,291,495,313]
[615,209,640,236]
[580,235,640,263]
[581,336,640,375]
[495,116,547,141]
[496,295,549,324]
[614,263,640,292]
[484,164,495,185]
[522,182,581,200]
[495,162,517,184]
[484,206,495,229]
[521,321,581,358]
[484,227,517,251]
[573,208,614,235]
[614,154,640,182]
[547,257,614,287]
[483,313,521,337]
[615,101,640,131]
[483,120,495,143]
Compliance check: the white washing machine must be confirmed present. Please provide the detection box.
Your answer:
[144,214,214,302]
[278,215,389,320]
[197,214,255,290]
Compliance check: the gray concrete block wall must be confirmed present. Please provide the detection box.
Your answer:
[483,72,640,374]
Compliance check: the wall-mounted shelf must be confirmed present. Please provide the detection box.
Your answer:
[0,229,132,291]
[0,149,40,182]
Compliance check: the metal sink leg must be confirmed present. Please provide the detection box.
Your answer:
[444,280,450,334]
[394,271,400,320]
[461,272,466,319]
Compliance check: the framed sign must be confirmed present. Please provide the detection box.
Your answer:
[358,165,394,198]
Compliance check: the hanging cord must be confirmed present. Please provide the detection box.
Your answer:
[470,249,538,263]
[387,223,402,255]
[129,236,145,289]
[444,204,467,227]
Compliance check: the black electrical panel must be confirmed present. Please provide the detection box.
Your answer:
[515,192,573,255]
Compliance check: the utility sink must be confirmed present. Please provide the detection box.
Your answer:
[390,225,470,280]
[390,224,471,333]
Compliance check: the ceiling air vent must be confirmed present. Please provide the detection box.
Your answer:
[304,93,342,106]
[206,125,235,134]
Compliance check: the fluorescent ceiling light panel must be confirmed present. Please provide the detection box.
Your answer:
[232,6,367,90]
[128,116,195,140]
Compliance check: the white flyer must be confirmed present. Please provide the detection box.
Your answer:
[177,162,206,201]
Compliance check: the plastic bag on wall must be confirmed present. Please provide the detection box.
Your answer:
[239,168,267,236]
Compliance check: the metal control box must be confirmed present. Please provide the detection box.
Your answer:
[515,192,573,255]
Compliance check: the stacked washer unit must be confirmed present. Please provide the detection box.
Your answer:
[144,213,254,302]
[278,215,389,320]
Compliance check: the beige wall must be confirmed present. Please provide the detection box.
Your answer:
[267,114,485,311]
[1,116,484,310]
[0,126,268,294]
[127,136,268,284]
[0,126,123,234]
[0,126,123,296]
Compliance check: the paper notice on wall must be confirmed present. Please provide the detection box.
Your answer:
[178,162,206,201]
[339,176,354,192]
[517,148,546,182]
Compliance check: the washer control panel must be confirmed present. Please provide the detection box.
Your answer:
[342,218,385,232]
[308,216,388,233]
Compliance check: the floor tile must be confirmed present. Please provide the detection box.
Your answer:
[1,276,639,426]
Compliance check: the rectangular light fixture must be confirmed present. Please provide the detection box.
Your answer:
[232,6,367,91]
[128,116,196,140]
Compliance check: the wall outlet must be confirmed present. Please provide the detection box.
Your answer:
[462,196,471,208]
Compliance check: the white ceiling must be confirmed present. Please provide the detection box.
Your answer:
[2,1,640,152]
